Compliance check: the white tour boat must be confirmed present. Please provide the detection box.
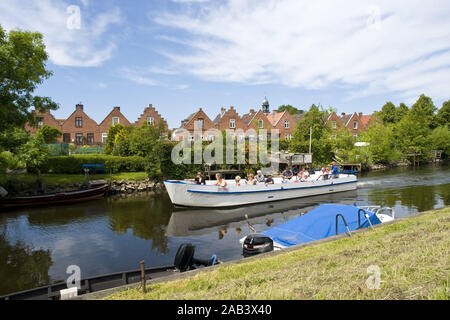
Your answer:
[164,171,358,208]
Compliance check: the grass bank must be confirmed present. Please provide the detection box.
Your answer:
[106,207,449,300]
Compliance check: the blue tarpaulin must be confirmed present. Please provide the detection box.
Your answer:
[262,204,382,247]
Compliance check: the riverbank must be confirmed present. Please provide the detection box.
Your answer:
[105,206,449,300]
[0,172,166,196]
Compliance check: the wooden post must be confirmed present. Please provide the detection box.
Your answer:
[140,260,146,294]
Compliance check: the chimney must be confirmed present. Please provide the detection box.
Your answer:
[221,107,226,115]
[249,109,255,114]
[76,103,84,110]
[114,106,121,111]
[341,112,345,116]
[358,112,363,117]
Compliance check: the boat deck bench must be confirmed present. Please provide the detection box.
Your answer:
[82,164,106,174]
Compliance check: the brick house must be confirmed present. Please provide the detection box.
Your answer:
[173,108,216,141]
[212,106,247,140]
[241,109,273,138]
[326,111,375,139]
[98,107,132,145]
[25,109,64,135]
[266,110,296,140]
[60,103,99,145]
[134,104,168,134]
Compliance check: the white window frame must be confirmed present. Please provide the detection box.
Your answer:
[284,120,290,129]
[147,117,154,125]
[198,118,204,130]
[102,133,108,144]
[230,119,236,129]
[258,119,264,129]
[353,121,358,130]
[332,121,337,129]
[112,117,120,126]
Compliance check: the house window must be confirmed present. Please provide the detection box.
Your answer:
[285,134,293,140]
[147,117,154,125]
[208,135,215,142]
[258,119,264,129]
[197,118,204,130]
[87,133,94,145]
[332,121,337,129]
[75,117,83,128]
[75,133,83,145]
[63,133,71,143]
[353,134,358,140]
[230,119,236,129]
[284,120,290,129]
[112,117,120,126]
[37,117,44,128]
[353,121,358,130]
[102,133,108,144]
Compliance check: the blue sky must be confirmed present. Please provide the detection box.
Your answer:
[1,0,449,128]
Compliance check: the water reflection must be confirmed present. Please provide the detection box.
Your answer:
[0,164,448,296]
[0,230,53,296]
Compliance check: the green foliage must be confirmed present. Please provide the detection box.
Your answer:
[0,24,58,132]
[277,105,299,115]
[104,124,126,155]
[18,132,49,178]
[0,127,30,154]
[290,104,333,166]
[436,100,450,128]
[41,155,146,174]
[360,123,402,164]
[36,125,62,144]
[430,126,450,157]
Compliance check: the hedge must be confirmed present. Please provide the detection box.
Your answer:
[42,155,146,174]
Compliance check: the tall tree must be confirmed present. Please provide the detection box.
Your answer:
[277,105,299,115]
[378,102,397,124]
[0,25,58,132]
[436,100,450,128]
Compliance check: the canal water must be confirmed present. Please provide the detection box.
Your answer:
[0,165,449,295]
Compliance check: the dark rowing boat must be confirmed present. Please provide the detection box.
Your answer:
[0,184,109,210]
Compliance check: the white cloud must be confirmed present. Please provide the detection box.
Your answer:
[0,0,123,67]
[153,0,450,101]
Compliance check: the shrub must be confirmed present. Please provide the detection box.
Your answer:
[42,155,146,174]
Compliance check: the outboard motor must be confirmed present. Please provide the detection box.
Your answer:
[242,234,274,257]
[174,243,219,272]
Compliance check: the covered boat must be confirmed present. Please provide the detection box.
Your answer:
[164,172,357,208]
[241,204,395,256]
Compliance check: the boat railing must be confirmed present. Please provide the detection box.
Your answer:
[338,170,358,176]
[335,214,352,237]
[359,205,395,219]
[357,209,374,230]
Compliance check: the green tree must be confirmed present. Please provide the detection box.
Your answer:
[104,124,126,155]
[277,105,299,115]
[0,127,30,154]
[0,25,58,132]
[436,100,450,128]
[378,102,397,124]
[36,125,62,144]
[395,103,409,122]
[360,123,402,164]
[18,132,49,189]
[430,126,450,157]
[290,104,333,166]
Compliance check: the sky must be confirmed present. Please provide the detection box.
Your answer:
[1,0,449,129]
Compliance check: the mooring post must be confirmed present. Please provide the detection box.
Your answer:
[140,260,146,294]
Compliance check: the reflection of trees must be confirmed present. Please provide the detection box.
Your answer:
[0,229,52,296]
[107,194,173,254]
[26,200,106,227]
[367,184,443,212]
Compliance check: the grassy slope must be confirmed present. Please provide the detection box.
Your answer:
[0,172,148,186]
[106,207,449,300]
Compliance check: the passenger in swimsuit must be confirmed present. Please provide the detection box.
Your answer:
[215,173,228,187]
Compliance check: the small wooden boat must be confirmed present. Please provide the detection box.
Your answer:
[164,172,358,208]
[0,184,109,210]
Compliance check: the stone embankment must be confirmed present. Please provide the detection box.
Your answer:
[106,179,166,195]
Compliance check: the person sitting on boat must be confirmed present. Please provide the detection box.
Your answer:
[255,170,265,183]
[330,162,339,179]
[294,171,303,183]
[195,172,206,185]
[215,173,228,187]
[265,175,274,185]
[317,168,329,181]
[235,176,242,186]
[303,169,311,181]
[246,173,257,185]
[282,167,294,182]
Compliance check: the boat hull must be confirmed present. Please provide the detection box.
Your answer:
[0,184,109,210]
[164,175,357,208]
